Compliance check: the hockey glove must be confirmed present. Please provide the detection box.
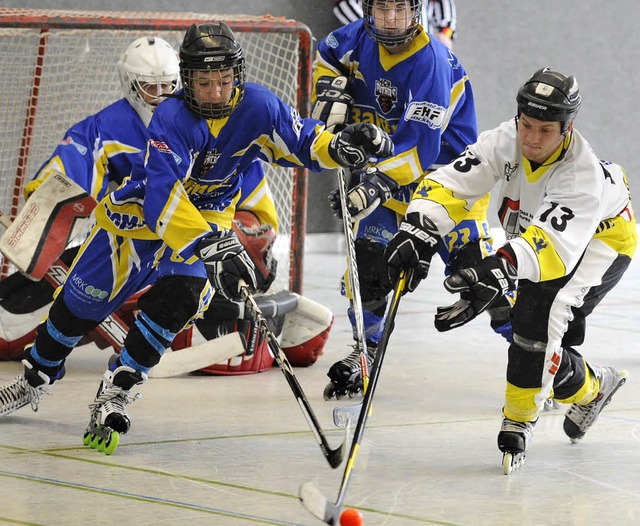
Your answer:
[328,122,393,169]
[328,169,399,221]
[384,212,441,293]
[196,231,258,301]
[312,76,353,133]
[435,254,517,332]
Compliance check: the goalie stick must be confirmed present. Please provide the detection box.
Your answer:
[299,272,407,524]
[239,281,347,469]
[337,167,370,394]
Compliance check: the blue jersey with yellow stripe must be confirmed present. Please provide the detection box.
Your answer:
[314,20,477,189]
[95,83,336,263]
[25,98,145,201]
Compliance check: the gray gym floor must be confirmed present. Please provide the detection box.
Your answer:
[1,233,639,525]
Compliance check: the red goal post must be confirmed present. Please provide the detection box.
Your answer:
[0,8,312,293]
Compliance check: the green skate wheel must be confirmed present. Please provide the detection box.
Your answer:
[104,431,119,455]
[89,433,100,449]
[82,431,92,446]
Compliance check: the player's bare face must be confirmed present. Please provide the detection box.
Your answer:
[192,69,235,111]
[518,114,566,164]
[138,82,176,106]
[372,1,414,52]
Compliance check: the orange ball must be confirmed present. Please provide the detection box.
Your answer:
[340,508,364,526]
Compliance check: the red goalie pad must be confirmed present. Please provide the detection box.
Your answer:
[196,319,275,375]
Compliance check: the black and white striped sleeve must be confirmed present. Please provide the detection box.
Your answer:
[426,0,458,38]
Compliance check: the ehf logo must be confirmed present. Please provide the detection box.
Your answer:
[404,100,446,130]
[375,79,397,114]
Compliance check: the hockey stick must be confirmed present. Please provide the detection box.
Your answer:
[239,281,347,469]
[299,272,407,524]
[335,167,370,394]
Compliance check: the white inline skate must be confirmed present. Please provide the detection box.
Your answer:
[83,365,147,455]
[563,366,628,443]
[498,417,536,475]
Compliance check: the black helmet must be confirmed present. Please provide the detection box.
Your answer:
[179,23,245,119]
[362,0,423,47]
[516,68,581,133]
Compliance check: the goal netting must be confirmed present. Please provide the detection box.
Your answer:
[0,8,312,293]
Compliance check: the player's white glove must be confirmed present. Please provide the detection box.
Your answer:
[436,253,517,331]
[384,212,441,292]
[312,76,353,133]
[196,231,258,301]
[328,122,393,169]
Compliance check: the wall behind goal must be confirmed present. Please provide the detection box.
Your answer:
[5,0,639,231]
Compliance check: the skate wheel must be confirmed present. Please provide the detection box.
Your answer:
[502,453,513,475]
[89,434,100,449]
[97,437,106,453]
[104,432,119,455]
[323,382,337,401]
[82,431,92,446]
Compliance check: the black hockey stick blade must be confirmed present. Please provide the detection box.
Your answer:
[300,272,407,522]
[239,282,347,469]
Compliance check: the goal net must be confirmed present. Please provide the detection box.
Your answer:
[0,8,312,293]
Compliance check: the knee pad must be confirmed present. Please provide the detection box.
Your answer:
[137,275,208,333]
[355,238,392,303]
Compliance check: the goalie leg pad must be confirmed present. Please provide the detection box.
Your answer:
[196,319,274,375]
[281,294,334,367]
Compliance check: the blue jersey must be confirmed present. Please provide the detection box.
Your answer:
[95,82,337,262]
[25,98,145,201]
[314,20,478,214]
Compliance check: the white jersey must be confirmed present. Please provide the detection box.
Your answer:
[408,118,636,282]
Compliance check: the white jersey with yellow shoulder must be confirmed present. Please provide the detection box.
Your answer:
[408,118,637,282]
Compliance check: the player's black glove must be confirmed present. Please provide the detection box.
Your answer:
[328,122,393,169]
[312,75,353,133]
[435,252,517,331]
[196,231,258,301]
[328,169,399,221]
[384,212,441,293]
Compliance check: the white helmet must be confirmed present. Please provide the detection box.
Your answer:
[118,36,180,125]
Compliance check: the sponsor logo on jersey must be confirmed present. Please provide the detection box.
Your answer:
[60,136,88,155]
[105,208,145,231]
[149,139,182,165]
[375,79,397,114]
[70,273,109,300]
[326,32,339,49]
[404,101,446,129]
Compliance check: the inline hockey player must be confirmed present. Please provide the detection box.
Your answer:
[384,68,635,473]
[312,0,505,399]
[0,22,392,454]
